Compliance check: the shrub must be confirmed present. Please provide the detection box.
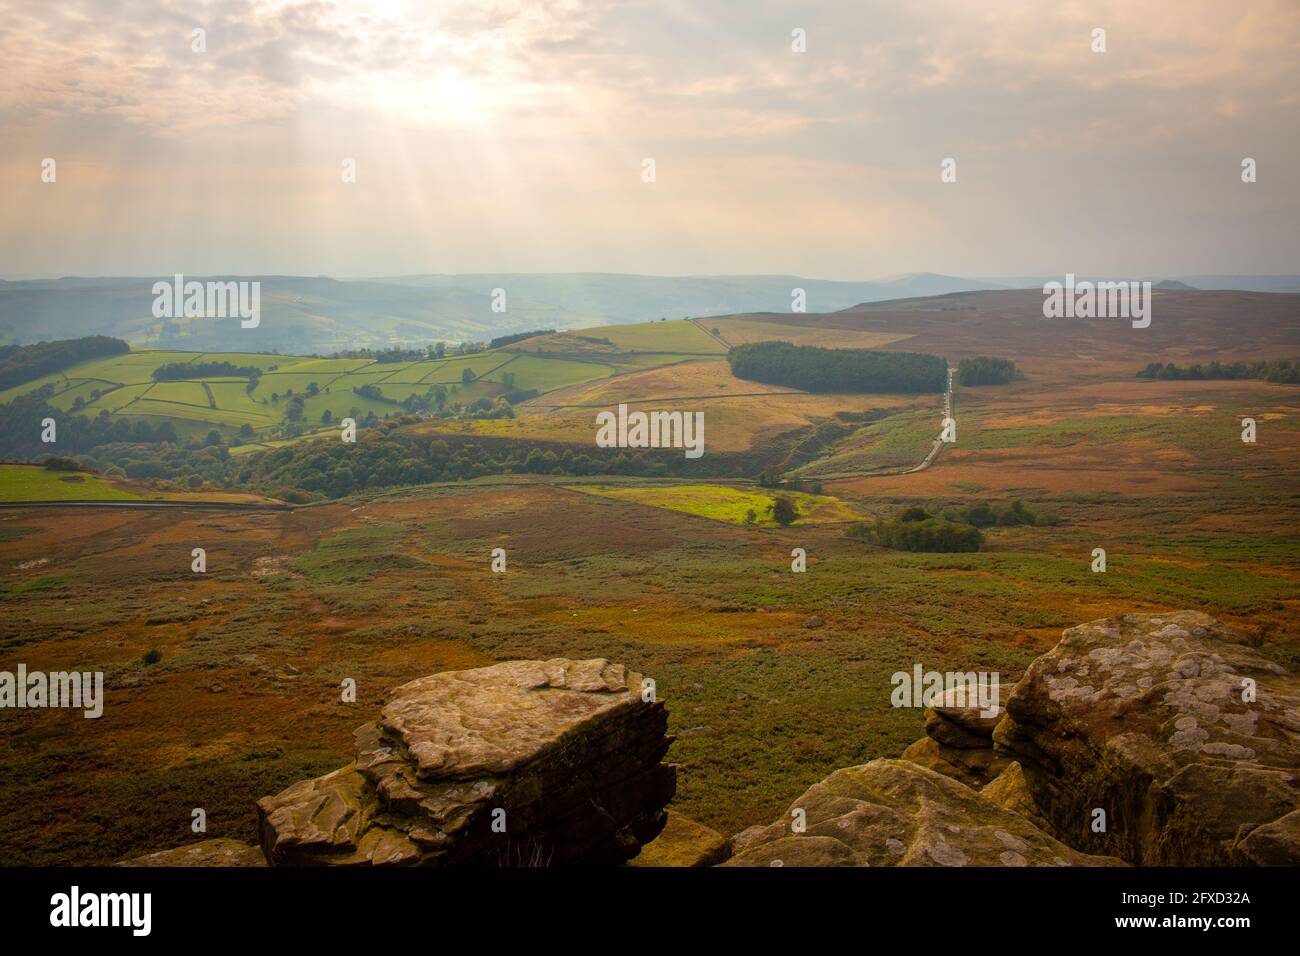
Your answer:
[41,456,81,472]
[847,510,983,552]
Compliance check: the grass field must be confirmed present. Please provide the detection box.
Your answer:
[710,315,913,350]
[0,464,140,501]
[1,471,1294,864]
[513,321,727,355]
[1,343,646,444]
[569,483,862,526]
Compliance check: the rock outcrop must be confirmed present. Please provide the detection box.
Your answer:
[980,761,1052,832]
[120,838,267,867]
[628,812,729,867]
[257,658,675,866]
[722,759,1124,867]
[116,610,1298,869]
[993,611,1300,866]
[899,684,1013,788]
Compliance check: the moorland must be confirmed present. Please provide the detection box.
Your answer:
[0,287,1296,864]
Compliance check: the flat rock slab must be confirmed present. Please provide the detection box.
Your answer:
[120,838,267,867]
[381,659,642,779]
[994,611,1300,866]
[258,658,675,866]
[722,759,1124,867]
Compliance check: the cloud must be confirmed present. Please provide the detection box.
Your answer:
[0,0,1296,276]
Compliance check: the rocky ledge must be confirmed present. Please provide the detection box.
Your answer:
[994,610,1299,865]
[256,658,676,866]
[723,758,1123,866]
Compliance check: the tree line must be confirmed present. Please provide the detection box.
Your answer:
[490,330,555,349]
[152,361,262,381]
[0,336,129,390]
[1137,359,1298,384]
[956,356,1021,386]
[728,341,947,393]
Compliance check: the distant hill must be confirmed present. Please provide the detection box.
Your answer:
[981,275,1300,293]
[0,273,1005,353]
[3,272,1292,354]
[0,276,532,355]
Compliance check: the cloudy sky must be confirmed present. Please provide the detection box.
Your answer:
[1,0,1296,279]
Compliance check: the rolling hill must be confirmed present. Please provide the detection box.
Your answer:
[0,272,1009,354]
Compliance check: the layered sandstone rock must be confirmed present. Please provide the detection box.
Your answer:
[980,762,1051,832]
[993,611,1300,866]
[257,658,675,866]
[899,684,1014,788]
[722,759,1123,867]
[628,811,729,867]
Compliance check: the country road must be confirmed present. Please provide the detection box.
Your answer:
[793,365,956,481]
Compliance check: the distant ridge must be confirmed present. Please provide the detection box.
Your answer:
[1,272,1295,353]
[979,275,1300,293]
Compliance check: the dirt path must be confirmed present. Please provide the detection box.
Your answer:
[805,366,956,481]
[690,317,732,349]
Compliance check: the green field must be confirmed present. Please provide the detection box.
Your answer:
[0,343,641,443]
[570,483,861,526]
[580,320,727,354]
[0,464,139,501]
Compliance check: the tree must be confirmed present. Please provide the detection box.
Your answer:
[238,423,256,440]
[461,367,475,384]
[744,508,757,524]
[769,495,798,526]
[205,430,223,447]
[321,409,333,424]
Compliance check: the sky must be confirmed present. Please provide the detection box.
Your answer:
[1,0,1297,280]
